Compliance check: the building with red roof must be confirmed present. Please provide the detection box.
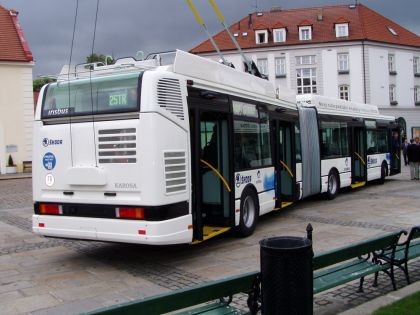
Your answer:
[191,3,420,139]
[0,5,34,174]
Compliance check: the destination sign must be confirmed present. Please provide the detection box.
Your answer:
[109,91,128,107]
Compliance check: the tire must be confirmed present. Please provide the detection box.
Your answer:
[237,187,259,237]
[378,163,387,185]
[326,170,339,200]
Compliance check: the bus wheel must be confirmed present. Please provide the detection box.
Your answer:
[326,170,339,200]
[237,187,259,237]
[378,163,387,185]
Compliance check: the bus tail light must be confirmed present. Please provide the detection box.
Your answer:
[39,204,62,215]
[116,207,145,219]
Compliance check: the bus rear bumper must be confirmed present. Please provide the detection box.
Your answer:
[32,214,193,245]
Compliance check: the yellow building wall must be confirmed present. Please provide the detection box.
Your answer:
[0,62,34,174]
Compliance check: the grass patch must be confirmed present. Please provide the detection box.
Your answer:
[372,291,420,315]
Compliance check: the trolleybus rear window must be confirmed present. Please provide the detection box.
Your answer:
[41,72,142,119]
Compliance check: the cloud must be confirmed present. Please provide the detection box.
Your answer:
[2,0,418,77]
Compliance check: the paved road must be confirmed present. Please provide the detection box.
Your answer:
[0,166,419,314]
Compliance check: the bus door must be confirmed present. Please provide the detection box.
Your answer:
[390,127,401,175]
[274,120,296,206]
[189,104,233,242]
[352,126,367,184]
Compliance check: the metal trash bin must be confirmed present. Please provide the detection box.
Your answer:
[260,236,313,315]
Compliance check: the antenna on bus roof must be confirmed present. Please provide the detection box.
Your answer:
[208,0,263,78]
[186,0,233,68]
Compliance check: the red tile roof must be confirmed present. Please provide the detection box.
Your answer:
[0,6,33,62]
[191,4,420,54]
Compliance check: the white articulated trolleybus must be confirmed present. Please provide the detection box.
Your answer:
[32,50,400,245]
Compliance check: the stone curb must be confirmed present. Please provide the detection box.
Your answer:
[338,280,420,315]
[0,173,32,180]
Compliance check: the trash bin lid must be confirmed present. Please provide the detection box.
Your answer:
[260,236,311,251]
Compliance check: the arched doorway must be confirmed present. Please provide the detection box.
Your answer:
[397,117,407,141]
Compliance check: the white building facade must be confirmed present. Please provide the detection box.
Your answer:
[191,4,420,139]
[0,6,34,173]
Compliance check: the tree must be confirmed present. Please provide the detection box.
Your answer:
[33,77,56,92]
[86,53,114,65]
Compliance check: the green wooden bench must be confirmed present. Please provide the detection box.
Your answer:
[85,271,259,315]
[312,230,404,293]
[86,230,405,315]
[374,225,420,286]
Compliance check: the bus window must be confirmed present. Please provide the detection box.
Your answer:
[41,72,141,118]
[320,121,349,158]
[233,102,272,170]
[367,130,378,154]
[295,123,302,162]
[259,111,272,167]
[377,129,389,153]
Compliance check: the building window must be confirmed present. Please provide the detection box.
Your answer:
[414,57,420,76]
[275,57,286,77]
[296,55,315,65]
[273,28,286,43]
[257,58,268,76]
[335,23,349,37]
[299,26,312,40]
[337,53,349,73]
[339,85,350,100]
[389,84,397,105]
[415,86,420,105]
[297,68,317,94]
[388,54,396,74]
[255,30,268,44]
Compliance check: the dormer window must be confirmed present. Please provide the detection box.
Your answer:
[273,28,286,43]
[255,30,268,44]
[299,26,312,41]
[335,23,349,38]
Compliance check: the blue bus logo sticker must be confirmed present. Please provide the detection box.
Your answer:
[43,152,56,170]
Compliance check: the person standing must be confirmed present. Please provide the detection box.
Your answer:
[407,139,416,180]
[402,139,409,166]
[413,137,420,180]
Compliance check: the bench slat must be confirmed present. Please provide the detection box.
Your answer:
[174,302,248,315]
[313,231,402,270]
[314,259,389,294]
[85,272,258,315]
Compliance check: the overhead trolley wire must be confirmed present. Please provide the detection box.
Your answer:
[89,0,101,168]
[67,0,80,167]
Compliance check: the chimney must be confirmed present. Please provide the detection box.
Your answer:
[270,6,282,12]
[317,9,323,21]
[238,21,241,30]
[248,13,253,29]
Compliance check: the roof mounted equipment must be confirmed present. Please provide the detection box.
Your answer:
[207,0,263,78]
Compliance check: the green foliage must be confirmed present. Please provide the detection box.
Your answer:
[86,53,114,65]
[7,155,15,167]
[372,291,420,315]
[33,77,56,92]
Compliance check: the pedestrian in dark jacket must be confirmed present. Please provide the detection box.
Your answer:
[407,139,416,179]
[413,137,420,180]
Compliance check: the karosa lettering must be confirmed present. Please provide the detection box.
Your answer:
[115,183,137,189]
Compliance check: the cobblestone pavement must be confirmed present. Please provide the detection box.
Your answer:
[0,166,419,314]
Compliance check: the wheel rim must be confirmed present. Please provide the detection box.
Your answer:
[328,174,337,194]
[243,196,256,228]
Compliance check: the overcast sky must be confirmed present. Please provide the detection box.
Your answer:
[2,0,420,78]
